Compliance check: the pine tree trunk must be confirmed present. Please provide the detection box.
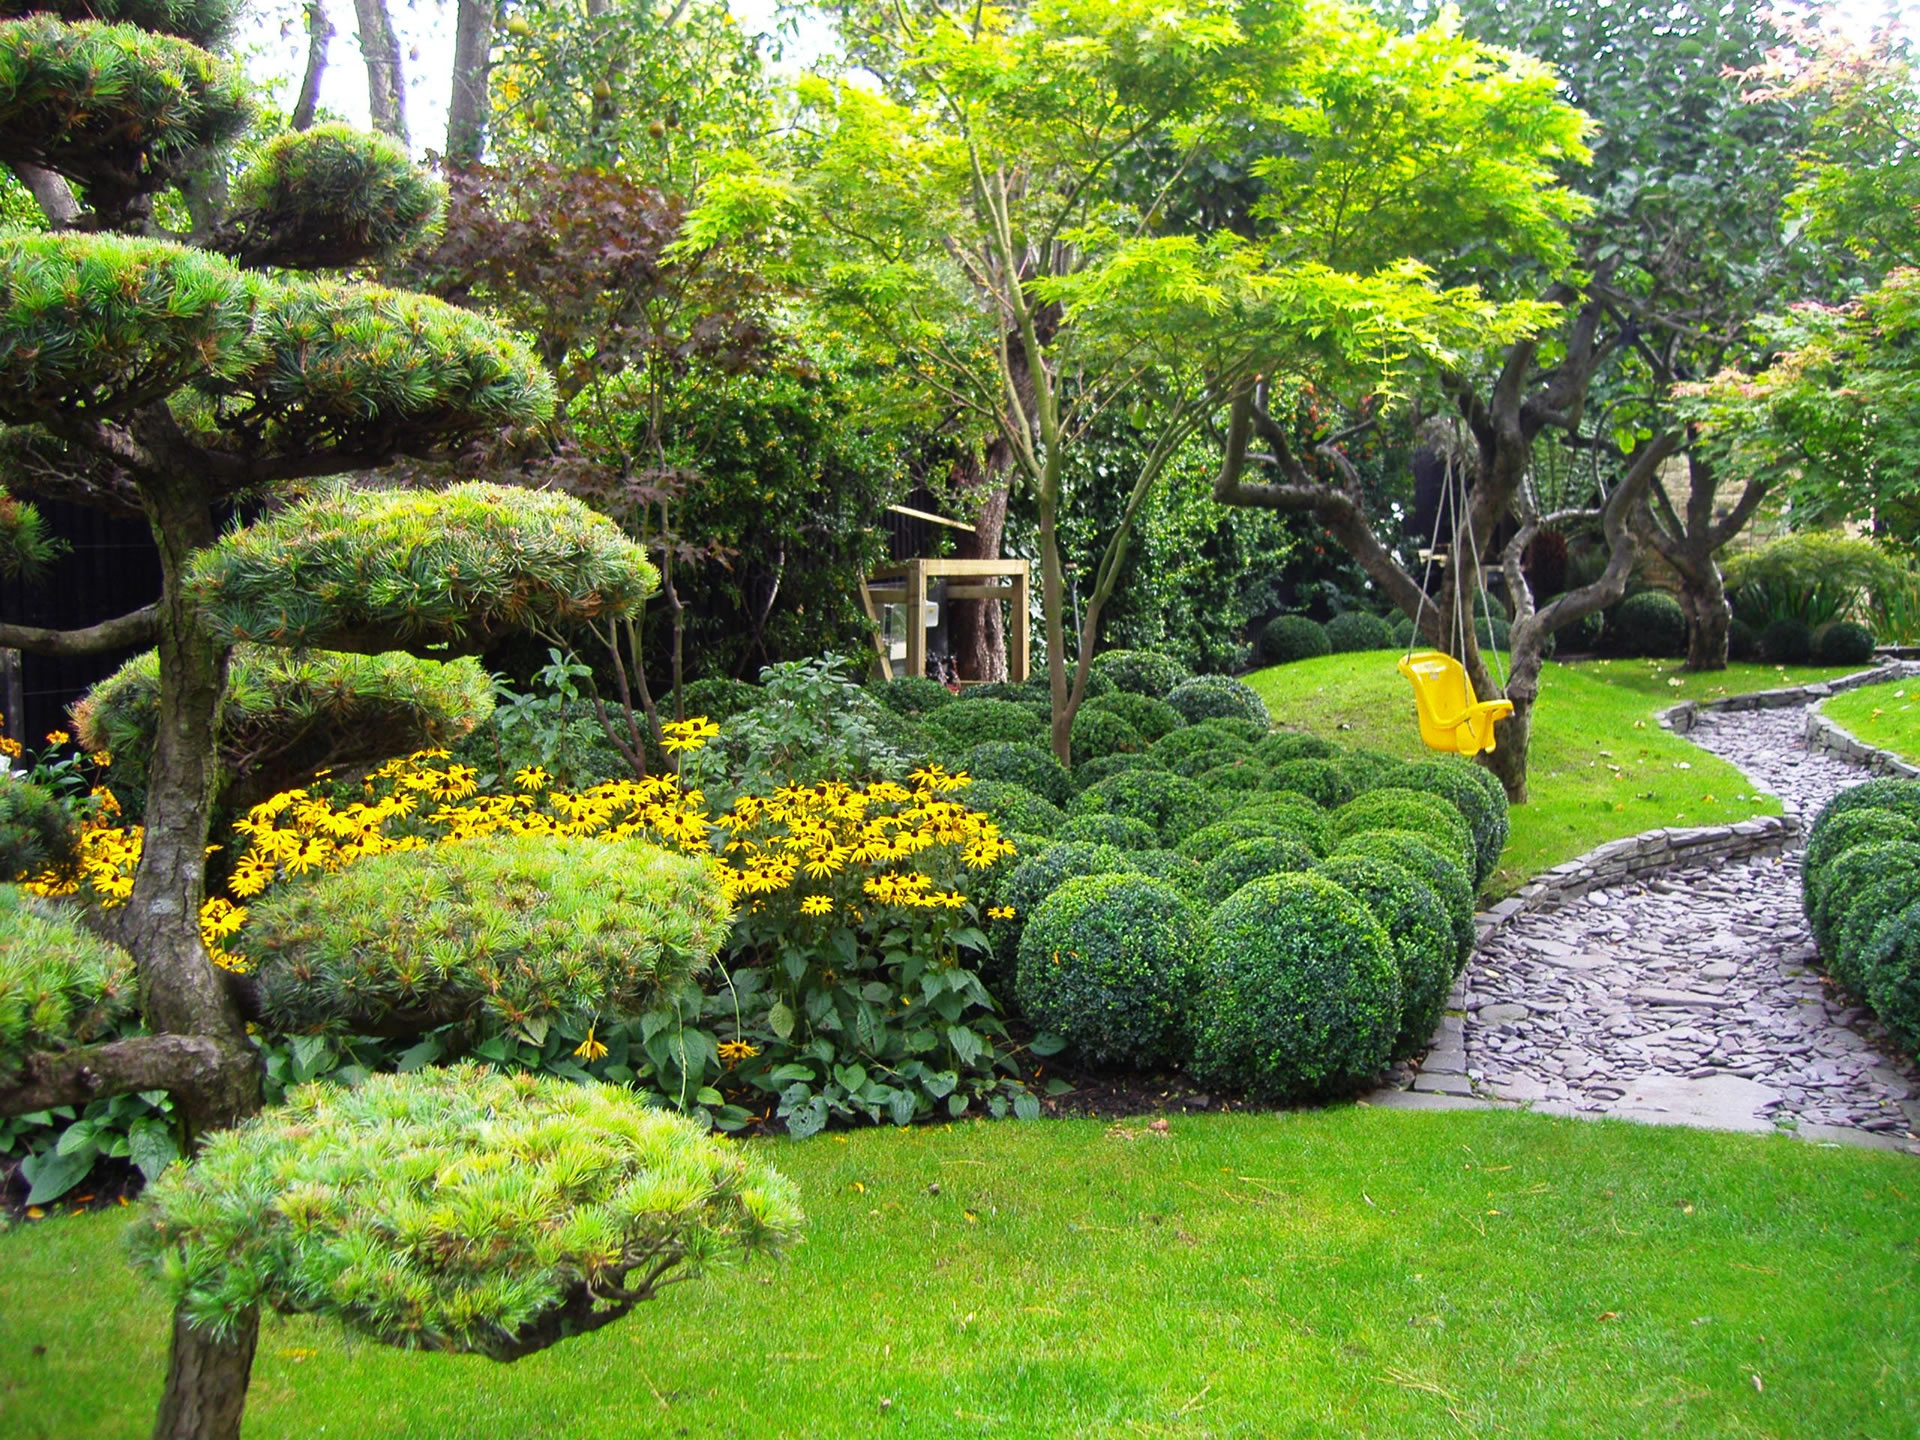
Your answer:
[151,1306,258,1440]
[128,470,257,1138]
[352,0,409,147]
[446,0,494,166]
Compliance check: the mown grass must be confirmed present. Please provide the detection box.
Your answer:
[3,1107,1917,1440]
[1246,656,1859,894]
[1822,678,1920,765]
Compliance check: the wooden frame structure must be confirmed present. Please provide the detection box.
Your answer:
[860,558,1031,684]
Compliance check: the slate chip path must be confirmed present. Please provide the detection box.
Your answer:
[1432,700,1920,1148]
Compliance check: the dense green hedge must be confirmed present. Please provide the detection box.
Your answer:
[1761,616,1813,664]
[1800,780,1920,1057]
[1016,874,1202,1067]
[1191,873,1400,1101]
[1264,757,1355,809]
[1084,690,1184,743]
[1258,615,1330,665]
[239,836,731,1039]
[1055,813,1160,849]
[1814,621,1876,666]
[1153,725,1251,769]
[1197,759,1269,793]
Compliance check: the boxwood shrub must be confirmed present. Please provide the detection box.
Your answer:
[1198,759,1270,794]
[1168,745,1246,779]
[1190,873,1400,1100]
[1191,716,1270,747]
[238,835,733,1038]
[677,676,762,723]
[1056,812,1160,849]
[1219,796,1331,855]
[1015,874,1202,1067]
[1175,818,1285,858]
[1153,725,1252,769]
[1761,616,1813,665]
[1264,757,1355,809]
[870,674,955,717]
[1165,675,1270,728]
[1802,807,1920,902]
[1312,855,1452,1060]
[1611,591,1687,658]
[1335,748,1403,795]
[1333,829,1476,968]
[1328,788,1477,880]
[1831,873,1920,994]
[1200,836,1316,905]
[1391,757,1510,889]
[1859,900,1920,1056]
[959,741,1072,808]
[1069,706,1145,767]
[1072,751,1168,789]
[1258,614,1331,665]
[1090,649,1192,699]
[990,841,1142,981]
[962,780,1066,838]
[919,698,1047,750]
[1726,617,1759,661]
[1806,841,1920,956]
[1326,611,1395,653]
[1254,731,1339,765]
[1812,777,1920,832]
[1085,690,1184,744]
[1127,848,1208,901]
[1814,620,1876,666]
[1071,769,1223,845]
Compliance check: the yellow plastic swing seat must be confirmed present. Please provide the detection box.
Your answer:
[1397,651,1515,757]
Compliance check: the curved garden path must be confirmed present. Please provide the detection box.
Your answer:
[1397,698,1920,1153]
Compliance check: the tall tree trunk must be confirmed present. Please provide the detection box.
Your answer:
[11,162,81,227]
[1679,563,1731,671]
[292,0,333,132]
[446,0,494,166]
[150,1306,259,1440]
[353,0,409,147]
[948,461,1009,683]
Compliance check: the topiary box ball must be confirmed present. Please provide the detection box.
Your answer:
[1191,872,1401,1101]
[1015,873,1203,1068]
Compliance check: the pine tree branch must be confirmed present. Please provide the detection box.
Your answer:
[0,1034,227,1115]
[0,604,161,657]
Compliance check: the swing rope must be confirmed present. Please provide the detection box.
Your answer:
[1404,428,1507,700]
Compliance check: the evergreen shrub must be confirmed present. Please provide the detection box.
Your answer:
[1611,591,1687,658]
[0,773,73,881]
[1761,616,1813,664]
[1190,873,1400,1100]
[1813,621,1876,666]
[960,741,1072,809]
[1069,707,1145,767]
[1055,813,1160,849]
[1325,611,1394,653]
[1312,855,1452,1059]
[919,698,1048,750]
[1265,757,1355,809]
[961,780,1065,838]
[870,675,955,718]
[1391,757,1510,889]
[1072,751,1167,789]
[1085,690,1184,744]
[1332,829,1476,967]
[1164,675,1269,728]
[1015,874,1202,1067]
[1328,788,1476,878]
[1258,614,1331,664]
[1089,649,1192,698]
[1069,769,1222,846]
[0,884,136,1084]
[1200,836,1316,906]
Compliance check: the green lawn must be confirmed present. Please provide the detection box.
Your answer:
[1247,656,1859,894]
[3,1107,1916,1440]
[1822,680,1920,764]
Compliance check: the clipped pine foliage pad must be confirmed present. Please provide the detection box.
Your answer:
[220,124,445,270]
[238,835,730,1038]
[0,18,252,222]
[130,1065,802,1358]
[0,884,137,1085]
[0,772,73,881]
[0,0,246,46]
[189,482,654,653]
[74,646,494,811]
[0,232,261,423]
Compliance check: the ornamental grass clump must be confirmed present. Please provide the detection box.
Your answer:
[1191,873,1400,1100]
[1199,836,1316,906]
[0,884,136,1085]
[1015,874,1202,1067]
[130,1065,803,1359]
[238,835,732,1039]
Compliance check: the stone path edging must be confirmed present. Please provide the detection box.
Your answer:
[1660,659,1920,737]
[1804,709,1920,779]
